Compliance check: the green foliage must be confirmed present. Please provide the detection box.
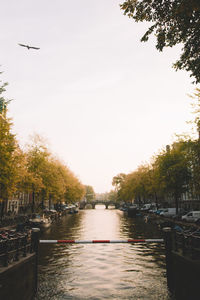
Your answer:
[107,190,118,202]
[0,75,86,214]
[112,88,200,208]
[120,0,200,83]
[183,139,200,198]
[84,185,95,202]
[0,79,10,116]
[112,173,126,191]
[115,165,154,203]
[26,135,85,206]
[96,191,118,202]
[155,143,191,210]
[64,169,85,203]
[113,141,192,208]
[0,81,19,200]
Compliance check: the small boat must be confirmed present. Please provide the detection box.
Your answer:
[68,208,79,214]
[29,214,51,229]
[120,207,128,212]
[68,204,79,214]
[40,216,51,228]
[127,206,138,217]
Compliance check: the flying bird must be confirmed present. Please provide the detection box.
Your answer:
[18,43,40,50]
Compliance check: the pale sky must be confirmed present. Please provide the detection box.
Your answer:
[0,0,198,193]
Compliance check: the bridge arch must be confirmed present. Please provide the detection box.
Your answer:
[79,201,120,209]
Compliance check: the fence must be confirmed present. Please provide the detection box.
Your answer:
[173,230,200,260]
[0,231,33,268]
[39,238,164,244]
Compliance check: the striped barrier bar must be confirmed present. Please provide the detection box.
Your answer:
[40,239,164,244]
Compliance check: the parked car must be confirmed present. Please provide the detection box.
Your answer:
[61,205,69,211]
[172,210,188,220]
[149,208,157,213]
[182,211,200,222]
[160,208,184,217]
[141,204,152,211]
[141,203,157,211]
[155,209,165,215]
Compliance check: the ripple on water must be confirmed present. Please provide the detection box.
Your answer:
[36,209,170,300]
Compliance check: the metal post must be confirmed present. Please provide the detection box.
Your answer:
[15,238,19,261]
[191,235,195,259]
[23,235,27,257]
[31,228,40,295]
[163,227,174,292]
[174,231,178,252]
[3,240,8,267]
[182,234,186,255]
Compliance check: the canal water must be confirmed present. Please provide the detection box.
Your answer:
[36,206,171,300]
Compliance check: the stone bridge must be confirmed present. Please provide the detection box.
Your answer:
[79,201,120,209]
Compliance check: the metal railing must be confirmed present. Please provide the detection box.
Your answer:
[173,230,200,260]
[0,232,32,267]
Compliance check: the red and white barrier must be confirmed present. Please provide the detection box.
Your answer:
[40,239,164,244]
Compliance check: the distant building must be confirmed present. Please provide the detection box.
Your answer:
[7,192,32,214]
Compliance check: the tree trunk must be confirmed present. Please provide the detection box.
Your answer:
[175,194,179,215]
[41,192,45,210]
[154,191,159,209]
[0,199,5,221]
[49,194,52,210]
[138,195,141,208]
[32,191,35,213]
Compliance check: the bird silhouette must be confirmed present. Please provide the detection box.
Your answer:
[18,43,40,50]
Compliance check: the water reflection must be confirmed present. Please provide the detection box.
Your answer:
[36,205,170,299]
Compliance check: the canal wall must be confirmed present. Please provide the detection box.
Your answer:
[170,251,200,300]
[0,253,36,300]
[163,227,200,300]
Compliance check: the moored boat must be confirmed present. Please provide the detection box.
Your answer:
[127,205,138,217]
[29,214,51,229]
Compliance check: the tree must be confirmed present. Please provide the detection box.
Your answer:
[64,169,85,203]
[155,142,191,213]
[182,89,200,199]
[146,161,164,209]
[0,79,9,117]
[84,185,95,202]
[107,190,118,202]
[120,0,200,83]
[118,165,152,204]
[0,75,85,215]
[0,118,16,199]
[0,80,23,217]
[112,173,126,191]
[184,140,200,199]
[112,140,193,210]
[26,135,85,210]
[25,135,49,211]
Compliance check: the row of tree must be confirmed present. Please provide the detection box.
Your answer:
[0,79,86,216]
[112,90,200,213]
